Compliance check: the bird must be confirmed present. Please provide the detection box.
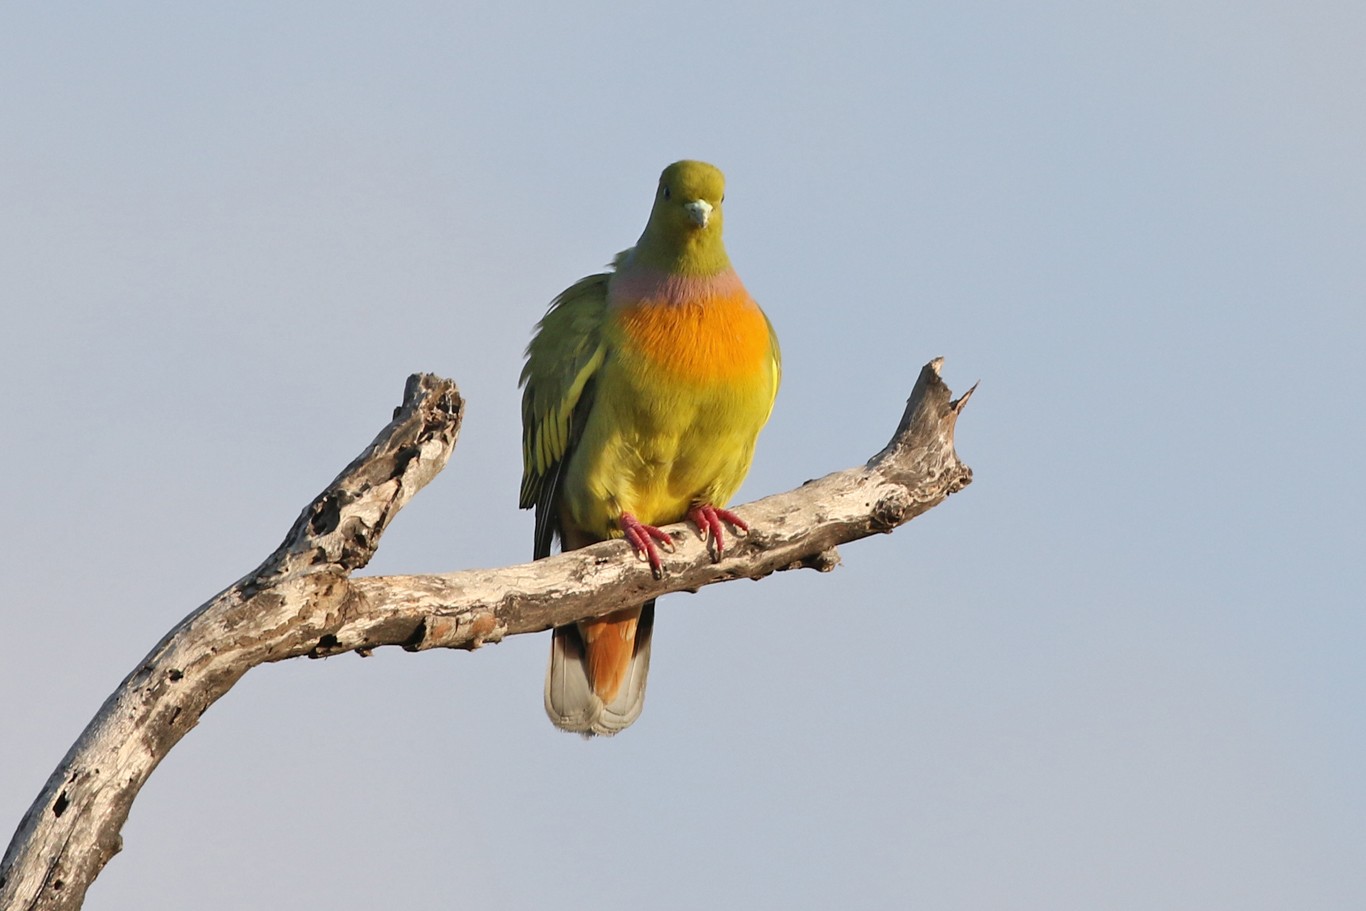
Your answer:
[519,160,781,736]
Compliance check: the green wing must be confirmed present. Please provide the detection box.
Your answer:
[519,271,611,559]
[762,308,782,424]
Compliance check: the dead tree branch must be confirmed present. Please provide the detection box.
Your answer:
[1,359,973,911]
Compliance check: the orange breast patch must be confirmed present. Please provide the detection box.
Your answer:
[617,290,773,384]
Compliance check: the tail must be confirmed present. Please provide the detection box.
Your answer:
[544,601,655,736]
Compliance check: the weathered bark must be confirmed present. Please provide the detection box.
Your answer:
[1,359,973,911]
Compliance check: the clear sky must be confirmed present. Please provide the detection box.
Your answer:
[3,2,1364,908]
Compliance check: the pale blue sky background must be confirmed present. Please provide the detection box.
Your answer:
[3,2,1364,908]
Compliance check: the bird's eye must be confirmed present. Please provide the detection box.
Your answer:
[663,186,672,200]
[721,194,725,203]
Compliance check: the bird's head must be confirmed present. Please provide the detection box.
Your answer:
[635,160,730,274]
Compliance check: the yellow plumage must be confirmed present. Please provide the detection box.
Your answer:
[519,161,780,735]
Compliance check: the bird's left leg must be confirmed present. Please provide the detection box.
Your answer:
[687,504,748,560]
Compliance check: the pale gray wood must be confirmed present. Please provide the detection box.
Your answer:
[1,359,973,910]
[0,373,465,911]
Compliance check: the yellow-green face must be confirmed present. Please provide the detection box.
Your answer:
[649,159,727,240]
[634,160,731,274]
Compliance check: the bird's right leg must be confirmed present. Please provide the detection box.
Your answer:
[618,512,673,578]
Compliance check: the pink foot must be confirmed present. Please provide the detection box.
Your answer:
[688,504,749,560]
[619,512,673,578]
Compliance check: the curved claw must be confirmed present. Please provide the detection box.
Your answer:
[688,504,749,560]
[619,512,673,578]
